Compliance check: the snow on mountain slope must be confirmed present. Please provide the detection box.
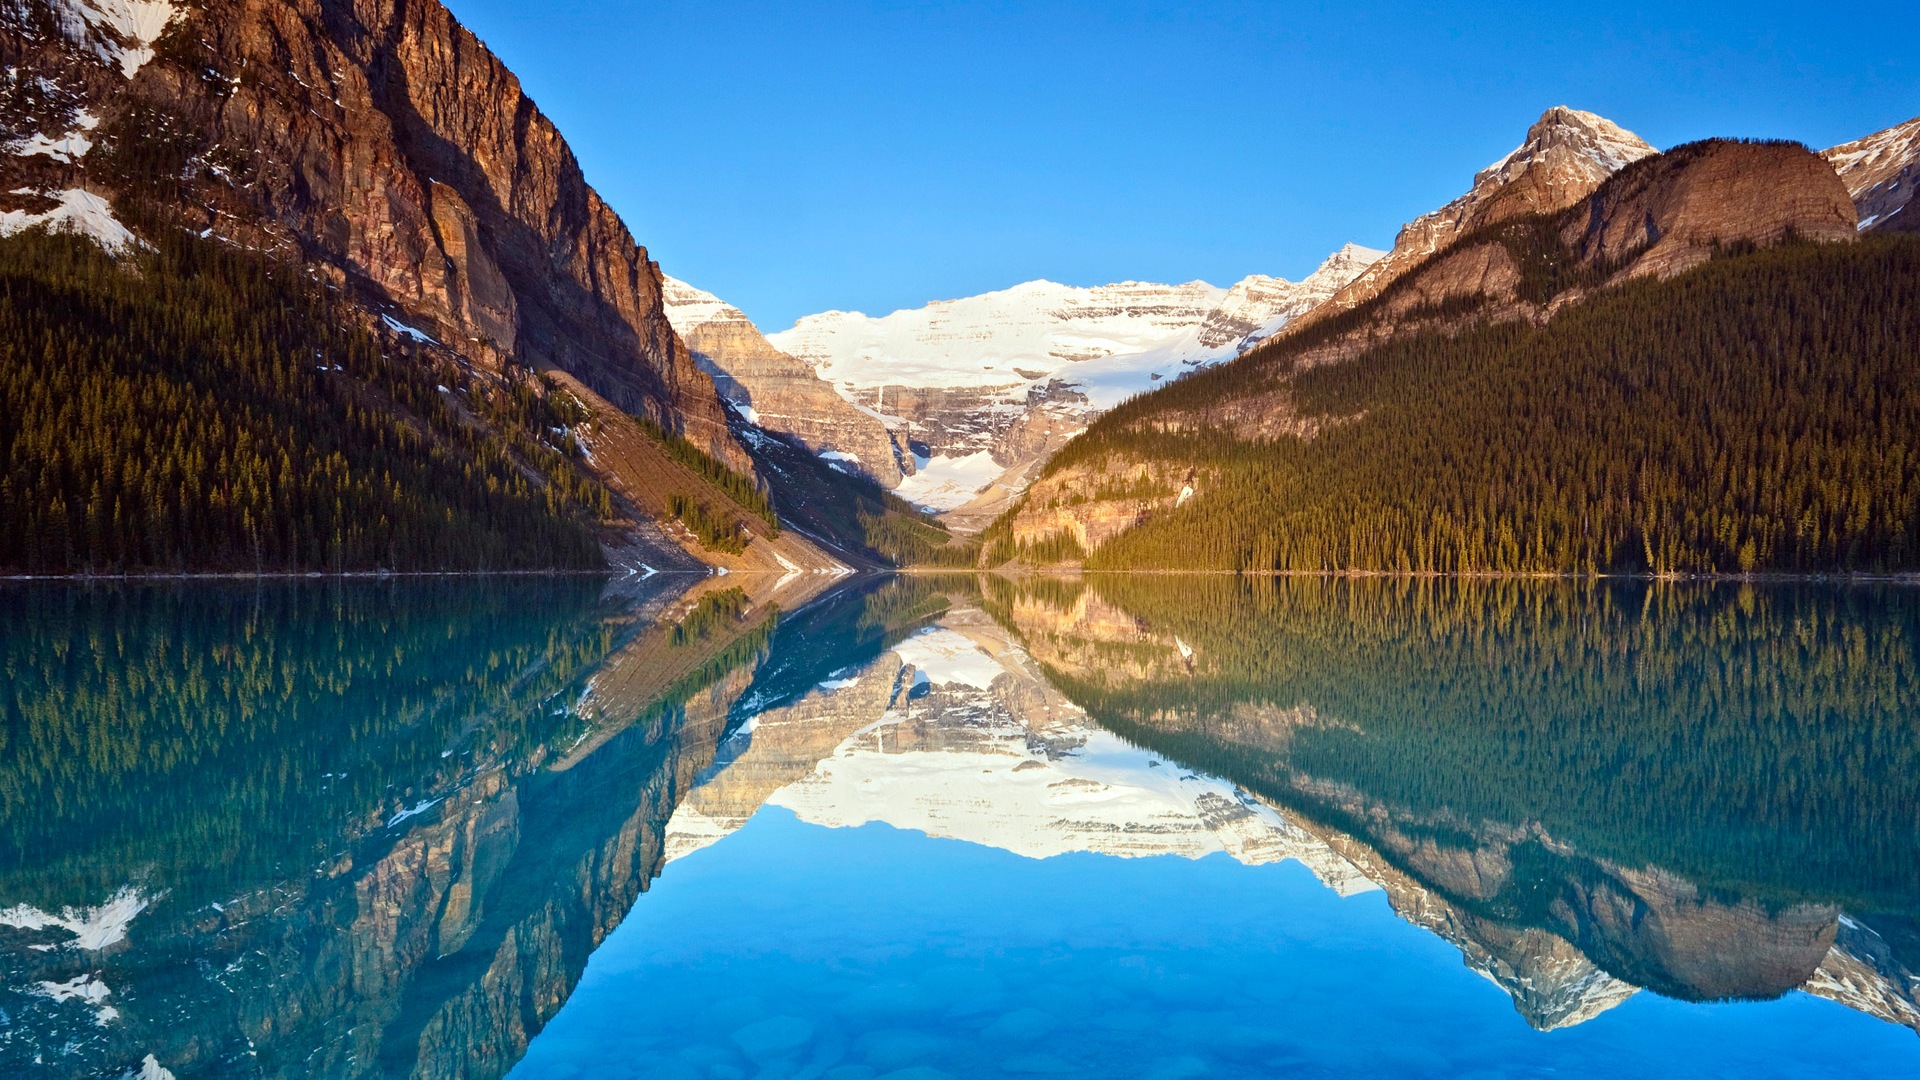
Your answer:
[891,450,1004,511]
[50,0,179,78]
[742,246,1379,514]
[0,187,136,249]
[1822,115,1920,232]
[770,278,1230,393]
[1052,244,1384,411]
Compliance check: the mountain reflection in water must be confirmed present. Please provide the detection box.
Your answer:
[2,576,1917,1078]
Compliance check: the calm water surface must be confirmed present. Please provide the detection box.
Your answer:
[2,576,1917,1078]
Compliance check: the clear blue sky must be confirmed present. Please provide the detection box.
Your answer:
[447,0,1914,330]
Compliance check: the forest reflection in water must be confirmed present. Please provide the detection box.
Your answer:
[1,575,1917,1079]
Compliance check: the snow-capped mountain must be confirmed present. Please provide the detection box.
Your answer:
[769,246,1381,410]
[674,245,1379,517]
[1049,244,1384,414]
[771,279,1228,392]
[1822,114,1920,232]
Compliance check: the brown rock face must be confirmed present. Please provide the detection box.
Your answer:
[1567,140,1858,278]
[2,0,745,469]
[662,277,912,486]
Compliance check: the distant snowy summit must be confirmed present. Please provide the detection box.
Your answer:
[663,245,1384,511]
[766,243,1385,409]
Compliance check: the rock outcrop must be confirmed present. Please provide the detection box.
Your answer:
[664,277,913,486]
[2,0,745,469]
[1567,139,1858,278]
[1822,114,1920,233]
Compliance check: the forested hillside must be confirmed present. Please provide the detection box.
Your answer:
[0,228,613,573]
[1011,234,1920,574]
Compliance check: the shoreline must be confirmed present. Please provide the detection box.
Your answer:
[9,568,1916,585]
[901,567,1920,584]
[0,569,706,583]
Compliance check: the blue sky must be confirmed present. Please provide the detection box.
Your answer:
[447,0,1915,330]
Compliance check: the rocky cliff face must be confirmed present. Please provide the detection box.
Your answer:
[1568,139,1857,278]
[1823,114,1920,233]
[1295,106,1655,333]
[663,277,912,486]
[1,0,745,469]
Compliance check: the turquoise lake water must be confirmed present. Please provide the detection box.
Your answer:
[2,577,1917,1078]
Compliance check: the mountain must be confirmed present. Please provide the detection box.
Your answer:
[1291,106,1656,333]
[1822,114,1920,232]
[0,0,933,573]
[657,247,1378,525]
[992,135,1909,574]
[663,276,913,487]
[3,0,736,463]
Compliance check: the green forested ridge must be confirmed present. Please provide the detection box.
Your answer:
[1038,236,1920,574]
[990,576,1920,911]
[0,228,613,573]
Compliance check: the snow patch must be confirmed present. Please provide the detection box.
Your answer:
[54,0,180,78]
[382,313,439,345]
[33,974,119,1025]
[125,1055,176,1080]
[7,111,98,162]
[0,886,151,951]
[1,188,136,251]
[386,798,442,828]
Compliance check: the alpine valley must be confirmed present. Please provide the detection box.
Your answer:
[4,1,1918,577]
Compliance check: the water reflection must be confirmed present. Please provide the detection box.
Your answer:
[3,576,1917,1078]
[977,577,1920,1024]
[0,572,878,1078]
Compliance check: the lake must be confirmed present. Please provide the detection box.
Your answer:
[2,575,1917,1078]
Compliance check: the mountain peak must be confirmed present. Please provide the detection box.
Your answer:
[1478,106,1656,189]
[1288,107,1654,335]
[1304,243,1388,288]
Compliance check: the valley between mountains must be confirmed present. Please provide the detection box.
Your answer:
[3,0,1918,576]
